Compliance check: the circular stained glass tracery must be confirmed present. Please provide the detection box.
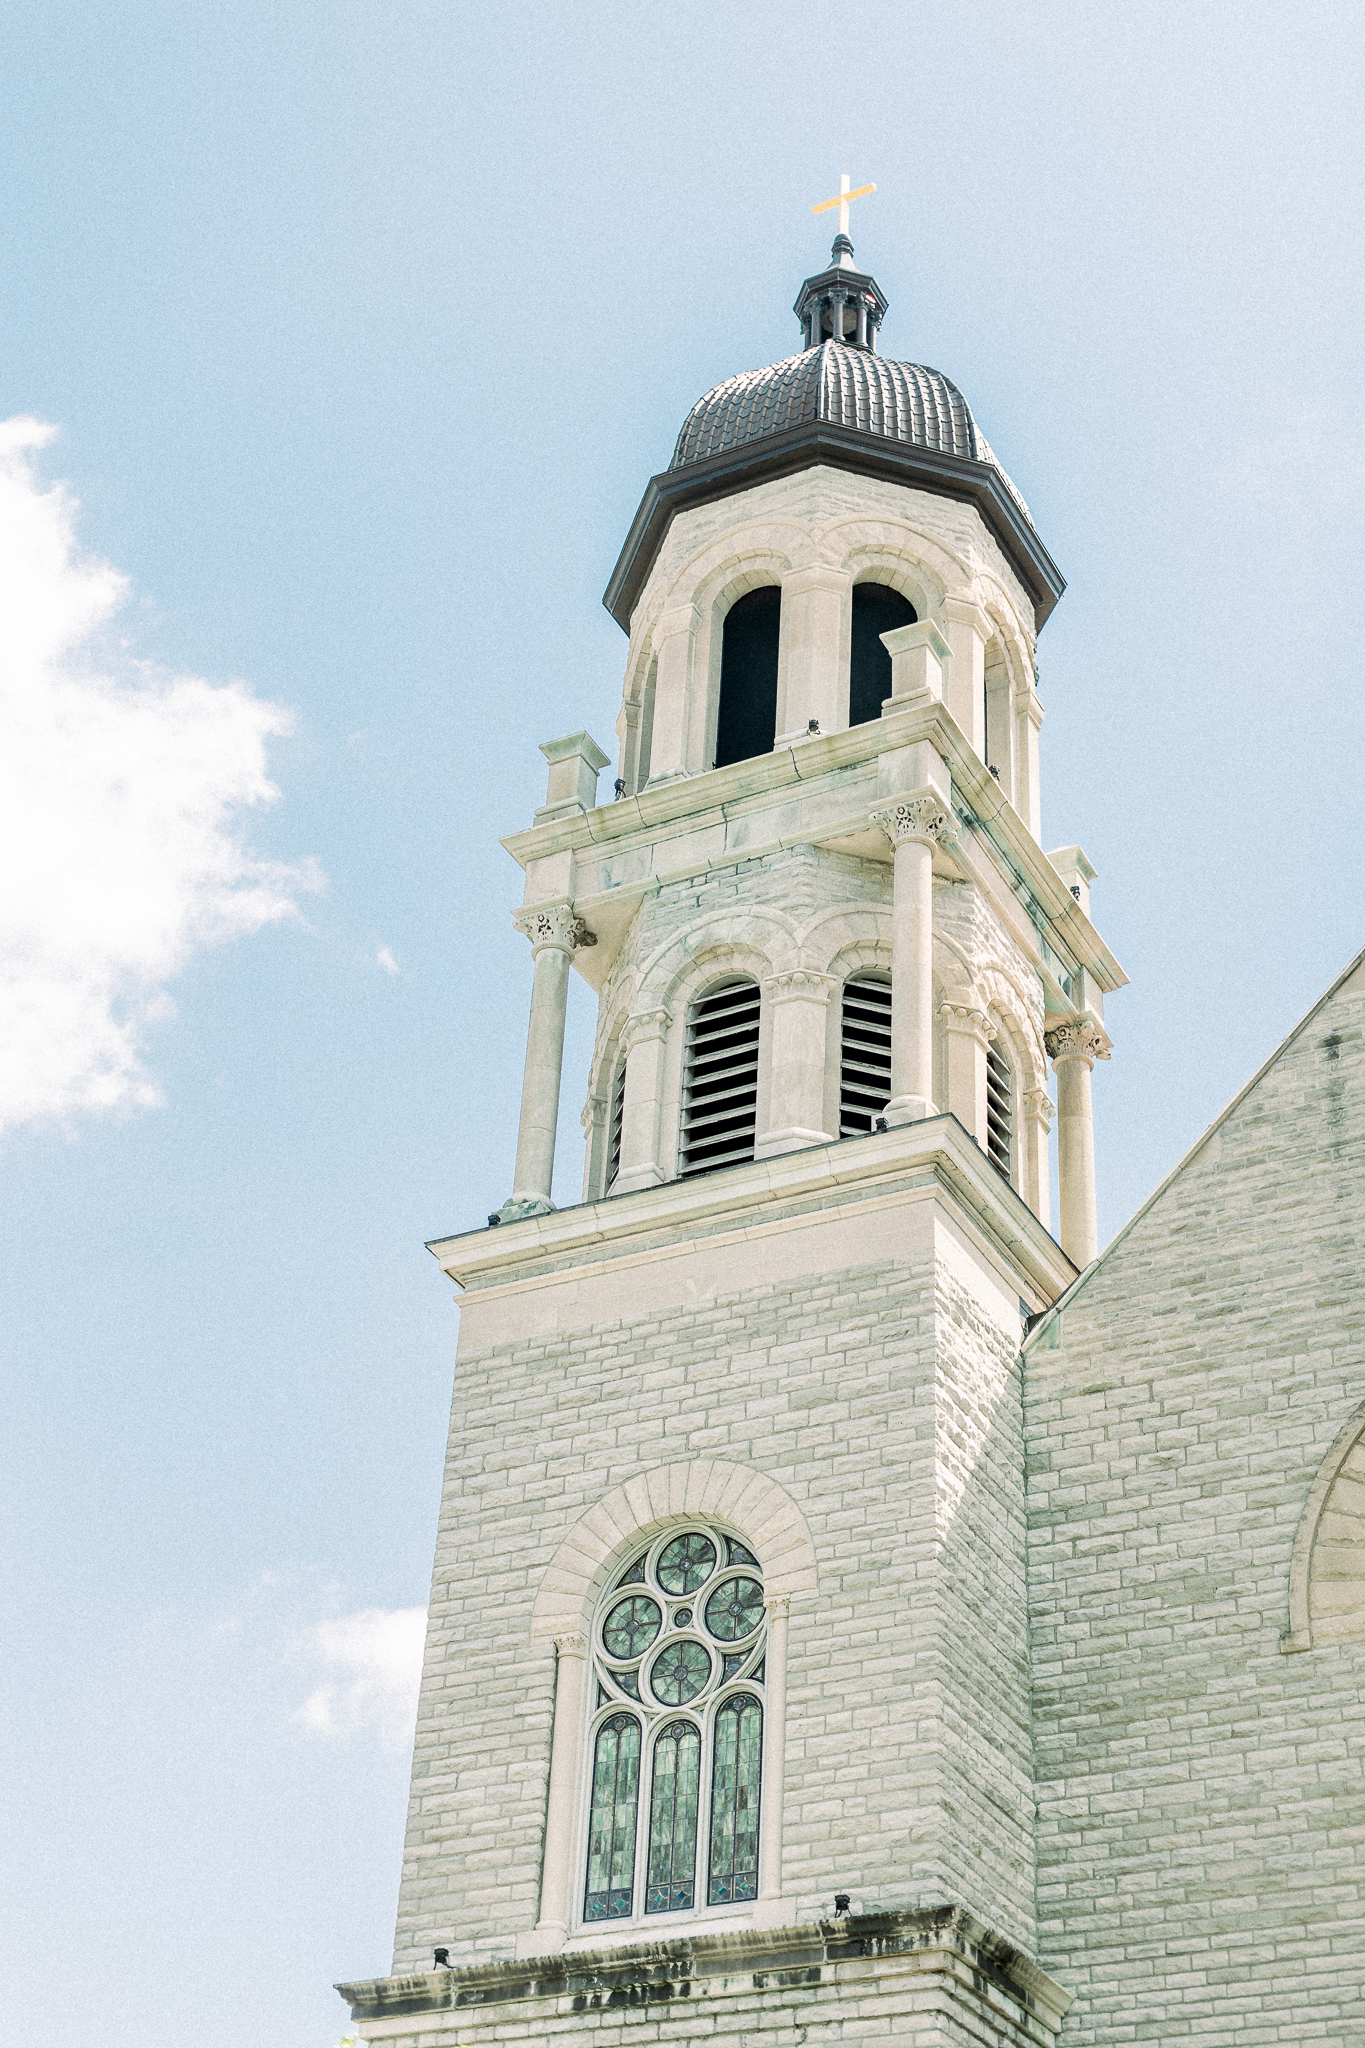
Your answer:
[603,1594,662,1659]
[704,1575,765,1641]
[649,1639,711,1705]
[656,1532,717,1594]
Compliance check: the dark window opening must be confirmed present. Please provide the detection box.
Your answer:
[680,980,760,1176]
[986,1043,1013,1180]
[839,975,892,1135]
[606,1058,627,1189]
[715,588,781,769]
[849,584,917,728]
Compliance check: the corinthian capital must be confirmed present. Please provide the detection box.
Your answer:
[1044,1019,1112,1067]
[619,1005,671,1054]
[553,1631,589,1660]
[513,902,596,953]
[871,792,952,848]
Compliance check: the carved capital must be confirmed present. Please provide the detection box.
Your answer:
[514,902,596,953]
[938,991,993,1041]
[581,1093,607,1134]
[764,969,838,1002]
[1022,1086,1055,1131]
[1044,1019,1112,1067]
[871,793,952,848]
[765,1593,792,1620]
[553,1631,589,1660]
[619,1005,671,1054]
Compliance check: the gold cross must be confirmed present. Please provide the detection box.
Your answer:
[812,172,876,239]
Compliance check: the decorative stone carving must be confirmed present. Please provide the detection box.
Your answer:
[1023,1086,1056,1131]
[513,903,596,952]
[552,1631,589,1660]
[619,1005,672,1054]
[580,1093,607,1134]
[938,996,994,1041]
[871,795,952,847]
[764,969,838,1001]
[1044,1019,1112,1066]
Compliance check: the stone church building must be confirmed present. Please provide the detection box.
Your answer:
[337,230,1364,2044]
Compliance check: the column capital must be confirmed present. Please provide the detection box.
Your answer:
[871,791,953,848]
[514,902,596,955]
[940,593,992,638]
[1023,1086,1056,1131]
[1045,1018,1112,1067]
[938,994,994,1044]
[553,1631,589,1660]
[762,968,838,1002]
[765,1593,792,1619]
[581,1093,607,1134]
[619,1005,672,1054]
[779,562,849,597]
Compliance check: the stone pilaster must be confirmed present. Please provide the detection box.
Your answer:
[872,793,953,1125]
[757,970,836,1157]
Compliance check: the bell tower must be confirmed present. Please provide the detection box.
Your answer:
[338,221,1126,2048]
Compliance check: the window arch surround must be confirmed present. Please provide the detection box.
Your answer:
[1282,1401,1365,1653]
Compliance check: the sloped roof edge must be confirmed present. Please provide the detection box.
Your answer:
[1022,941,1365,1353]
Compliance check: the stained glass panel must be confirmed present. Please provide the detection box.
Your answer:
[616,1554,648,1587]
[649,1640,710,1705]
[657,1532,716,1594]
[726,1539,759,1568]
[584,1715,641,1920]
[708,1694,762,1905]
[608,1667,641,1701]
[645,1720,700,1912]
[704,1575,764,1641]
[603,1594,661,1659]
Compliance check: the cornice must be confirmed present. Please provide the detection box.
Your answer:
[602,424,1066,636]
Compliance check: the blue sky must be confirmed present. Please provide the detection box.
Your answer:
[2,4,1362,2045]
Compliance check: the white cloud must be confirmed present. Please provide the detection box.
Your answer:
[293,1606,427,1752]
[0,417,317,1136]
[376,944,399,975]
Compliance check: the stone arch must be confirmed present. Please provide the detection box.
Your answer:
[1283,1402,1365,1652]
[822,515,969,622]
[636,909,802,1011]
[530,1460,820,1639]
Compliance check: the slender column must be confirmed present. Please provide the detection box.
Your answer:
[777,565,848,739]
[757,1595,790,1907]
[580,1091,608,1202]
[1022,1085,1054,1224]
[498,903,585,1222]
[644,604,698,784]
[757,971,836,1158]
[611,1006,671,1193]
[872,794,953,1125]
[938,992,992,1141]
[1045,1019,1111,1266]
[534,1631,590,1943]
[940,596,990,754]
[855,296,868,347]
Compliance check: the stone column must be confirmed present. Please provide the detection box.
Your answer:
[938,991,992,1142]
[497,903,587,1223]
[757,971,836,1158]
[872,793,952,1125]
[1022,1085,1054,1225]
[531,1631,589,1948]
[644,604,698,784]
[611,1006,672,1194]
[880,619,949,708]
[940,595,990,755]
[1045,1019,1111,1266]
[776,565,848,739]
[755,1594,790,1917]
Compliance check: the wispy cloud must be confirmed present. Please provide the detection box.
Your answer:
[292,1607,427,1753]
[376,945,400,975]
[0,417,318,1136]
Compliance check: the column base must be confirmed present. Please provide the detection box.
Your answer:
[756,1126,834,1159]
[610,1162,667,1194]
[490,1193,556,1226]
[883,1096,938,1127]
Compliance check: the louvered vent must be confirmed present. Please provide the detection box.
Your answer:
[839,975,893,1136]
[606,1058,627,1189]
[986,1042,1013,1178]
[679,980,760,1177]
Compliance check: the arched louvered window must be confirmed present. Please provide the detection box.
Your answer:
[849,583,917,727]
[715,587,780,768]
[839,973,892,1136]
[584,1525,767,1927]
[606,1057,627,1190]
[680,980,760,1176]
[986,1041,1013,1180]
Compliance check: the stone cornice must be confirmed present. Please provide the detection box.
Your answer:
[602,423,1066,633]
[338,1906,1072,2035]
[503,699,1126,998]
[426,1113,1077,1308]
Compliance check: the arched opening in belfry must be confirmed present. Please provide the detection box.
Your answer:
[849,583,917,727]
[715,587,781,768]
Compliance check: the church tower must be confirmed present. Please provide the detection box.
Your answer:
[339,208,1126,2047]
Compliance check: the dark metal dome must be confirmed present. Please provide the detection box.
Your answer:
[671,340,1032,521]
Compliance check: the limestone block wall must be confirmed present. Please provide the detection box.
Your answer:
[1024,956,1365,2043]
[394,1199,1038,1976]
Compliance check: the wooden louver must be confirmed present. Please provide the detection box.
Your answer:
[606,1058,628,1189]
[839,975,893,1136]
[679,981,761,1176]
[986,1041,1013,1179]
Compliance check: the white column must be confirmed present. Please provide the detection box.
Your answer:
[880,619,949,708]
[776,565,848,740]
[938,992,992,1141]
[499,903,584,1222]
[1022,1085,1054,1225]
[531,1631,589,1949]
[872,793,952,1125]
[580,1091,608,1203]
[611,1006,671,1193]
[757,971,836,1157]
[940,595,990,754]
[755,1594,789,1917]
[644,604,698,784]
[1045,1020,1111,1266]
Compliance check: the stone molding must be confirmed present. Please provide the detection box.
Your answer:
[871,793,953,848]
[552,1631,589,1660]
[1022,1086,1055,1131]
[337,1906,1073,2039]
[1044,1018,1112,1067]
[1282,1400,1365,1653]
[514,902,596,954]
[529,1459,819,1640]
[580,1094,607,1134]
[763,968,838,1002]
[618,1005,672,1054]
[938,994,995,1043]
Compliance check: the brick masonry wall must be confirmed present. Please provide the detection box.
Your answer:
[1025,960,1365,2042]
[393,1202,1038,1977]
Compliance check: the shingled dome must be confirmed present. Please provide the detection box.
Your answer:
[671,341,1033,522]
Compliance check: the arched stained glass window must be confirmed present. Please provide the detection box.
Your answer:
[708,1693,762,1904]
[584,1714,641,1920]
[582,1522,767,1927]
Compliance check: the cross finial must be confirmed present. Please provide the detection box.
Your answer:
[812,172,876,240]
